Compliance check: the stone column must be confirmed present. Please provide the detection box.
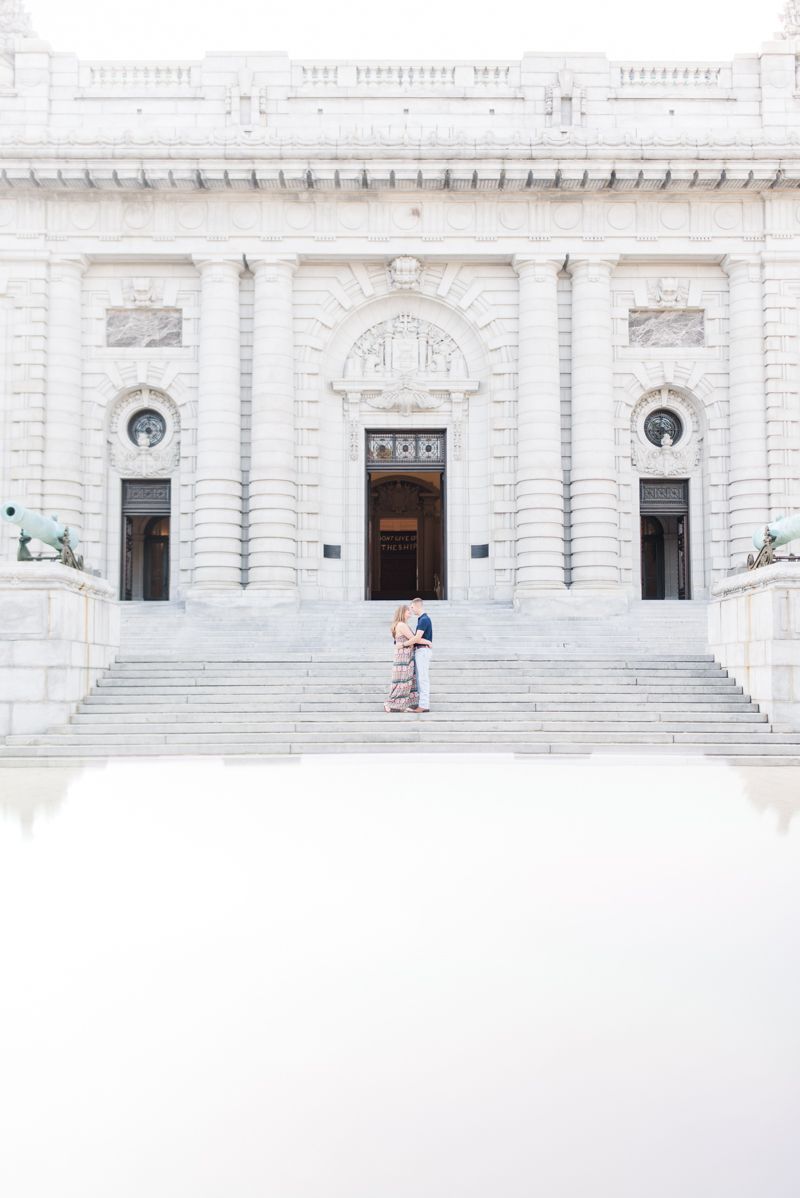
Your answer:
[512,256,565,609]
[723,256,769,566]
[246,258,299,608]
[43,255,88,533]
[568,258,622,591]
[189,258,243,595]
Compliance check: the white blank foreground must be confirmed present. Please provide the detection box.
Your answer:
[0,755,798,1198]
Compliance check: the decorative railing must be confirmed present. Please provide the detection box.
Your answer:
[89,64,195,87]
[357,65,455,88]
[617,64,722,89]
[302,65,338,87]
[300,64,512,89]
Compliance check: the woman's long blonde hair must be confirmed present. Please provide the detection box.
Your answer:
[390,605,410,638]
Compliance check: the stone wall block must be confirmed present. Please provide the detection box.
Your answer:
[709,565,800,729]
[0,564,119,737]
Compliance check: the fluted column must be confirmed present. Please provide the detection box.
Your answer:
[247,258,299,607]
[722,256,769,565]
[568,258,622,589]
[43,255,88,531]
[513,256,565,607]
[190,258,243,593]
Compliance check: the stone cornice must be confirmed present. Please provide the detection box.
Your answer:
[3,126,800,168]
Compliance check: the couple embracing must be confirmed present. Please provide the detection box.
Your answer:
[383,599,433,714]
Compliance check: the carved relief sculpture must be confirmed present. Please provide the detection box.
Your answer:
[388,256,423,290]
[646,278,689,307]
[334,314,478,426]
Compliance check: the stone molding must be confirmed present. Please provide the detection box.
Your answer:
[710,561,800,598]
[8,128,800,154]
[0,561,116,599]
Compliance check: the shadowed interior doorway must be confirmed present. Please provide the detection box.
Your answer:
[368,472,443,601]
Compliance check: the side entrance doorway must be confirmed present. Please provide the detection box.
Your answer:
[366,430,445,601]
[639,479,689,600]
[121,480,171,601]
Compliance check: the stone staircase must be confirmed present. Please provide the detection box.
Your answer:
[3,599,800,763]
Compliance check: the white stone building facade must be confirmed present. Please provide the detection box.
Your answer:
[2,1,800,609]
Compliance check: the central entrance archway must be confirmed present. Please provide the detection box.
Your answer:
[365,430,445,600]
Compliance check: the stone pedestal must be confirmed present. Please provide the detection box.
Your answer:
[708,563,800,730]
[0,563,119,737]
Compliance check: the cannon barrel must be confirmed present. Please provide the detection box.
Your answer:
[753,512,800,551]
[1,501,81,552]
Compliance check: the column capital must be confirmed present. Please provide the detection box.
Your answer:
[48,253,89,279]
[567,256,619,280]
[512,255,563,279]
[191,255,245,277]
[250,255,300,278]
[721,253,764,279]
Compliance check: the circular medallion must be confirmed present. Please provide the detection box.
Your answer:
[445,204,473,230]
[552,204,580,230]
[284,203,313,230]
[499,204,526,230]
[70,203,99,230]
[127,409,167,448]
[714,204,740,230]
[0,201,15,227]
[644,409,683,447]
[123,204,152,230]
[178,203,206,230]
[393,204,421,230]
[607,205,634,230]
[231,203,258,230]
[339,203,368,230]
[660,203,689,230]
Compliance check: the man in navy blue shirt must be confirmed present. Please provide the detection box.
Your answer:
[409,597,433,712]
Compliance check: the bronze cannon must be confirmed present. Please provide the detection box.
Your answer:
[2,501,84,570]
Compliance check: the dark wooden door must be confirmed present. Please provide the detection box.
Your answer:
[144,516,169,601]
[641,516,665,600]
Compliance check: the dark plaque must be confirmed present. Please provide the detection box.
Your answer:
[639,479,688,513]
[323,544,341,559]
[122,480,171,515]
[471,544,490,558]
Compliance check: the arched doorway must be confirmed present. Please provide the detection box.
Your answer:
[368,474,443,600]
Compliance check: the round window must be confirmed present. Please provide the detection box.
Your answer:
[127,409,166,448]
[644,409,683,447]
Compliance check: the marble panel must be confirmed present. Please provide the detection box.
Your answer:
[628,309,704,348]
[106,308,182,348]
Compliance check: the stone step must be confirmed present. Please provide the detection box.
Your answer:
[4,743,799,762]
[73,701,758,719]
[5,728,797,748]
[64,711,769,728]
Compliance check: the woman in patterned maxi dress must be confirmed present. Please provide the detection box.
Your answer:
[384,605,422,712]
